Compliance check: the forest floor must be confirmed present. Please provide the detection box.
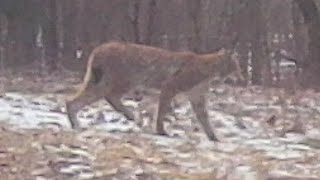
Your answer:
[1,68,320,179]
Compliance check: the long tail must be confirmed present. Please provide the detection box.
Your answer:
[67,48,97,102]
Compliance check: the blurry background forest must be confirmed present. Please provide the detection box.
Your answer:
[1,0,320,88]
[3,1,320,179]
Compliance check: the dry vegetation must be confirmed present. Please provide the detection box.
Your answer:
[1,70,320,179]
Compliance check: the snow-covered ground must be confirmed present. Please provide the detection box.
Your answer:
[1,70,320,179]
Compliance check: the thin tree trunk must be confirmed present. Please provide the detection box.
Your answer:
[0,14,7,71]
[249,0,269,85]
[43,0,58,71]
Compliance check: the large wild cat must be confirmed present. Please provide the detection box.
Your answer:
[66,42,242,141]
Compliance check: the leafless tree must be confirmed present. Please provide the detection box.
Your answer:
[294,0,320,88]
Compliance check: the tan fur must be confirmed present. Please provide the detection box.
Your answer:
[66,42,242,141]
[68,45,104,102]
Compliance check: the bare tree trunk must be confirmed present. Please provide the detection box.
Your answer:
[56,0,64,60]
[237,42,249,82]
[4,0,38,67]
[149,0,193,50]
[227,0,249,83]
[249,0,269,85]
[42,0,58,71]
[75,0,85,57]
[61,1,77,63]
[0,14,8,71]
[291,2,305,63]
[129,0,141,43]
[294,0,320,88]
[187,0,202,52]
[291,1,307,84]
[129,0,158,44]
[224,0,268,85]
